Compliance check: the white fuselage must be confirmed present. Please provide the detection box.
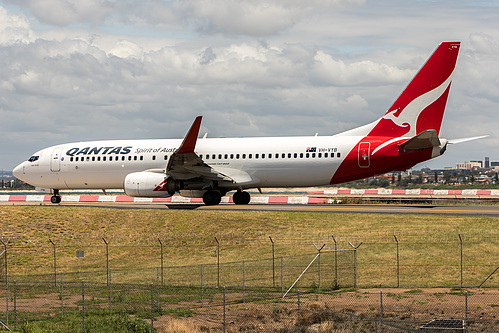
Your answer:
[13,135,359,191]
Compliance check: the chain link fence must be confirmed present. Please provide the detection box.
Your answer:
[0,276,498,332]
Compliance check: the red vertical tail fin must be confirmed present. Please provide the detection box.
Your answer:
[368,42,460,138]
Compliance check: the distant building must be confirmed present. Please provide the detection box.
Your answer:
[485,157,490,168]
[456,161,482,170]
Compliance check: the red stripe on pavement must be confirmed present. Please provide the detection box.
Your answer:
[9,195,27,201]
[268,197,288,204]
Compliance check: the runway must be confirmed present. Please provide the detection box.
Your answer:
[5,200,499,216]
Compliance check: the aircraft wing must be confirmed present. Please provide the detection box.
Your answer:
[165,116,236,182]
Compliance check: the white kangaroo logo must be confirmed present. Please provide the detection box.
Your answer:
[372,72,453,156]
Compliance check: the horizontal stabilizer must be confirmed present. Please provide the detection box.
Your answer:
[399,130,440,151]
[448,135,488,144]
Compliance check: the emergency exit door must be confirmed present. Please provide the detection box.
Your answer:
[358,142,371,168]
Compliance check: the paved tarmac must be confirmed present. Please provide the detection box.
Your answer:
[5,201,499,216]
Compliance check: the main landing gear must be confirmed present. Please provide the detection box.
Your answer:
[50,189,61,204]
[202,189,251,205]
[203,190,222,206]
[232,190,250,205]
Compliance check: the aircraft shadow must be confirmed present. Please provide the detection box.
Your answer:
[165,204,203,210]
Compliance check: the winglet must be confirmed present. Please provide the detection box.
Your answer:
[176,116,202,154]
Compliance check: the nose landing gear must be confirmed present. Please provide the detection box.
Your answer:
[50,189,61,204]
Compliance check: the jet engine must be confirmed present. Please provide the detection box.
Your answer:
[124,172,183,197]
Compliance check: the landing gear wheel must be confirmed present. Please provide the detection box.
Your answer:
[203,190,222,206]
[233,190,250,205]
[50,195,61,204]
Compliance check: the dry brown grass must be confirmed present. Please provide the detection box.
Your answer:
[1,205,498,287]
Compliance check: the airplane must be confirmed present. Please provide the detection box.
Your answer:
[12,41,485,205]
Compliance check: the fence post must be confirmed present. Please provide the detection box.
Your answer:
[82,280,85,333]
[215,237,220,288]
[380,290,383,333]
[269,236,275,288]
[297,290,301,332]
[158,238,164,286]
[151,283,154,333]
[281,256,284,297]
[332,235,338,288]
[103,238,109,286]
[223,286,226,333]
[465,291,468,333]
[157,267,160,310]
[201,264,204,308]
[6,273,8,326]
[348,241,363,288]
[49,239,57,287]
[394,235,400,288]
[458,234,463,288]
[243,260,245,303]
[61,272,64,317]
[313,243,325,291]
[13,280,16,332]
[0,239,7,279]
[109,269,112,315]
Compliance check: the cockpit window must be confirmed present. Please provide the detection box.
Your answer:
[28,156,39,162]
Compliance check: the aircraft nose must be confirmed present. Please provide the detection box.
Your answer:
[12,163,24,180]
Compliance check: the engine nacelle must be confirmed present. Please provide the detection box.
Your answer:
[124,172,183,197]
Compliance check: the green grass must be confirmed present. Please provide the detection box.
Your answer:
[16,310,152,333]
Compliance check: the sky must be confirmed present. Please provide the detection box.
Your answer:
[1,0,499,172]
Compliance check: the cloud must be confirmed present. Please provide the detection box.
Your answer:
[0,6,33,44]
[1,0,499,171]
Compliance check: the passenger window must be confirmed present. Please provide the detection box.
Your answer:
[300,153,303,158]
[268,154,272,159]
[103,156,106,161]
[236,154,240,159]
[288,153,291,158]
[294,153,297,158]
[206,155,209,160]
[262,154,265,159]
[230,154,234,159]
[325,153,328,158]
[224,154,228,159]
[337,152,341,158]
[312,153,316,158]
[242,154,246,159]
[219,154,222,159]
[164,155,168,160]
[86,157,90,162]
[152,156,156,161]
[70,157,74,162]
[306,153,309,158]
[212,154,215,159]
[92,157,96,161]
[248,154,252,159]
[318,153,322,158]
[255,154,259,159]
[140,156,143,161]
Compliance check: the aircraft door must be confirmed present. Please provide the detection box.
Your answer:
[358,142,370,168]
[50,147,63,172]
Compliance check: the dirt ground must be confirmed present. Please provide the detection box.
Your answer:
[5,288,499,332]
[152,288,499,332]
